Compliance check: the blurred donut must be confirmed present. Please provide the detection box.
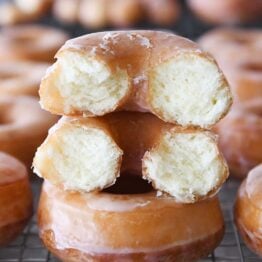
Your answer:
[0,25,68,62]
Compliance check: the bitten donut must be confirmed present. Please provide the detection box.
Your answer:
[234,164,262,256]
[33,112,228,203]
[214,105,262,179]
[40,31,232,128]
[38,179,224,261]
[0,61,49,97]
[0,152,33,246]
[0,96,58,169]
[187,0,262,24]
[0,25,68,62]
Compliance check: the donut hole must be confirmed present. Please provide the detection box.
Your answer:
[103,174,153,195]
[33,124,123,191]
[54,51,129,115]
[149,54,231,127]
[143,131,228,203]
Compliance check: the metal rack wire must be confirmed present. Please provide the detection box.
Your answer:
[0,179,261,262]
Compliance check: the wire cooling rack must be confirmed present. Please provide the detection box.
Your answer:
[0,178,261,262]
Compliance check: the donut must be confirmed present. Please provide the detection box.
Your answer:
[78,0,108,29]
[214,105,262,179]
[38,179,224,261]
[0,152,33,246]
[0,60,49,97]
[14,0,52,16]
[234,164,262,256]
[0,25,69,62]
[39,31,232,128]
[142,0,181,25]
[107,0,143,27]
[199,28,262,105]
[33,112,228,203]
[53,0,80,24]
[0,96,58,169]
[187,0,262,24]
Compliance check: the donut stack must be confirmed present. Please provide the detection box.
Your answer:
[199,28,262,179]
[34,31,233,261]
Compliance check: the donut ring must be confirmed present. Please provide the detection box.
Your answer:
[0,25,69,62]
[40,31,232,128]
[0,61,49,97]
[33,112,228,203]
[38,179,224,261]
[187,0,262,24]
[214,106,262,179]
[0,152,33,246]
[0,96,58,169]
[234,164,262,256]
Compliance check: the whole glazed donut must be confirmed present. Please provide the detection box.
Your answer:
[187,0,262,24]
[38,180,224,261]
[234,164,262,256]
[199,28,262,105]
[33,112,229,203]
[0,25,68,62]
[0,152,33,246]
[0,96,58,169]
[214,105,262,179]
[0,0,52,25]
[0,61,49,97]
[40,30,232,128]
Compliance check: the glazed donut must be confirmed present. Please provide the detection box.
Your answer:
[187,0,262,24]
[0,61,49,97]
[234,164,262,256]
[78,0,108,29]
[38,179,224,261]
[0,152,32,246]
[33,112,228,203]
[14,0,52,16]
[214,106,262,179]
[0,96,58,169]
[107,0,142,27]
[40,31,232,128]
[199,28,262,105]
[0,25,68,62]
[142,0,181,25]
[53,0,80,24]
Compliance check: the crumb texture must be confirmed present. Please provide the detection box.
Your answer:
[143,131,227,202]
[149,54,231,127]
[34,124,122,191]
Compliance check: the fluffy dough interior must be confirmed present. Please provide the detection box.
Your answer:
[34,125,123,191]
[143,131,227,203]
[149,54,231,127]
[55,51,129,115]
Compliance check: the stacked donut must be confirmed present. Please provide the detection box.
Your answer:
[33,31,233,261]
[199,28,262,179]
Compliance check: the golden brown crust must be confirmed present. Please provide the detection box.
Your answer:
[38,181,224,261]
[0,152,33,246]
[0,25,68,62]
[188,0,262,24]
[0,96,58,169]
[40,30,231,127]
[234,164,262,256]
[214,108,262,179]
